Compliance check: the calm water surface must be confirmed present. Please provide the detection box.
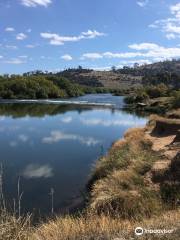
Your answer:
[0,94,147,215]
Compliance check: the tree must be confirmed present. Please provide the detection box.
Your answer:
[111,66,116,72]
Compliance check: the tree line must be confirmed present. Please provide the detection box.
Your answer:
[0,75,85,99]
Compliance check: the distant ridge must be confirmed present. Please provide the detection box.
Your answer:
[20,59,180,90]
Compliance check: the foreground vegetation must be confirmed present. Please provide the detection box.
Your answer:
[1,208,180,240]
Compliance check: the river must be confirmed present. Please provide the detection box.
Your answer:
[0,94,147,216]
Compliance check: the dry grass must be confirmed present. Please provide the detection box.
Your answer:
[1,208,179,240]
[88,127,161,219]
[0,209,32,240]
[32,210,180,240]
[90,170,161,219]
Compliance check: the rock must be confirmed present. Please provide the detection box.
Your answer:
[151,119,180,137]
[137,102,147,107]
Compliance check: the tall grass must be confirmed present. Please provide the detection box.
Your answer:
[32,210,180,240]
[0,209,32,240]
[87,128,163,219]
[0,165,32,240]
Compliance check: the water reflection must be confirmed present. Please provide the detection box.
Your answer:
[60,116,73,123]
[0,95,148,216]
[80,117,146,127]
[0,103,108,118]
[22,164,53,179]
[42,130,101,146]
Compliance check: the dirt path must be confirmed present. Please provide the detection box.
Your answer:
[144,118,180,186]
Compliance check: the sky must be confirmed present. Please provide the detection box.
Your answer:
[1,0,180,74]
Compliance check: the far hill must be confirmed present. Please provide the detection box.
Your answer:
[16,59,180,92]
[55,59,180,89]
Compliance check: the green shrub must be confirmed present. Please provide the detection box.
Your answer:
[0,75,84,99]
[146,84,169,98]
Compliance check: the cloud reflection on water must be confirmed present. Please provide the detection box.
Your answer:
[60,116,73,123]
[22,164,53,179]
[42,130,101,146]
[9,141,18,147]
[18,134,29,142]
[80,117,146,127]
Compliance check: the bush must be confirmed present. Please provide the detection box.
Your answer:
[124,84,170,105]
[135,89,149,102]
[0,75,84,99]
[171,91,180,108]
[146,84,169,98]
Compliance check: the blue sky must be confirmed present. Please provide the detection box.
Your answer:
[1,0,180,74]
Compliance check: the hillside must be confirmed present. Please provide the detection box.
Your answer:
[59,69,142,89]
[55,59,180,89]
[16,60,180,92]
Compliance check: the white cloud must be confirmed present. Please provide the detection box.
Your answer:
[4,58,26,64]
[19,55,28,58]
[0,56,3,59]
[170,3,180,17]
[149,3,180,39]
[5,27,15,32]
[92,66,112,71]
[91,59,152,71]
[21,0,52,7]
[22,164,53,179]
[40,30,105,45]
[128,43,159,50]
[26,44,36,48]
[61,54,73,61]
[81,53,103,60]
[81,43,180,62]
[82,51,143,60]
[5,45,18,50]
[120,59,152,65]
[42,130,101,146]
[16,33,27,40]
[81,30,106,38]
[166,33,176,40]
[148,23,158,29]
[137,0,149,7]
[103,51,143,58]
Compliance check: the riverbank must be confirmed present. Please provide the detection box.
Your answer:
[1,110,179,239]
[123,84,180,114]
